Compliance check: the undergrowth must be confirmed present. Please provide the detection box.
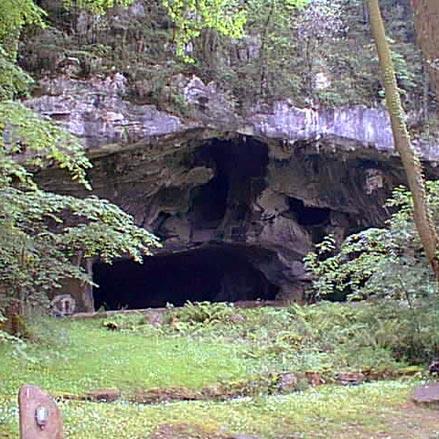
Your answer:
[97,300,439,372]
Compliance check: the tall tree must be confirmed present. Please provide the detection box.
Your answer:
[0,0,159,332]
[410,0,439,98]
[366,0,439,278]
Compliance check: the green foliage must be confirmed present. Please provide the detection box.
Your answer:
[0,321,417,438]
[19,0,428,113]
[0,0,44,46]
[0,0,135,100]
[182,0,422,108]
[286,302,439,365]
[391,48,417,92]
[162,0,248,61]
[0,186,160,309]
[0,101,92,186]
[0,1,160,321]
[229,302,431,369]
[0,0,44,99]
[0,49,34,100]
[305,182,439,302]
[167,301,237,326]
[155,301,439,368]
[0,304,436,436]
[64,0,134,14]
[0,312,22,344]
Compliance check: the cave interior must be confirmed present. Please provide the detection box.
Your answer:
[93,246,279,310]
[187,137,268,234]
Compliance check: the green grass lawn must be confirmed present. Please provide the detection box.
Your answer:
[0,303,437,438]
[55,382,419,438]
[0,319,254,395]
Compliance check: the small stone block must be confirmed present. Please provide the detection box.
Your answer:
[278,373,298,392]
[305,371,325,386]
[19,384,64,439]
[336,372,365,386]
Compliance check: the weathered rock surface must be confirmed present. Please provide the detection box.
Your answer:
[336,372,366,386]
[428,360,439,374]
[28,74,439,311]
[85,388,121,402]
[278,373,299,392]
[26,75,439,160]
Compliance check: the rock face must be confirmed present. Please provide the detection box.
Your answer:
[29,74,439,312]
[27,74,439,159]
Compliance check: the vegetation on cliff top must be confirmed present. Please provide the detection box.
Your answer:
[15,0,431,114]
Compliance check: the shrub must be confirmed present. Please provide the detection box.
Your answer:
[167,301,238,326]
[304,182,439,302]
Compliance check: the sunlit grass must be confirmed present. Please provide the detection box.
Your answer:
[0,380,415,438]
[0,318,255,397]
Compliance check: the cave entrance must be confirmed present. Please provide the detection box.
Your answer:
[92,246,279,310]
[188,137,268,231]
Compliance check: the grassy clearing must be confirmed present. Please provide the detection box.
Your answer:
[0,380,429,438]
[0,302,438,438]
[0,318,256,395]
[51,382,421,438]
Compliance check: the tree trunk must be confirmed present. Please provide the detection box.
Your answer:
[411,0,439,99]
[366,0,439,278]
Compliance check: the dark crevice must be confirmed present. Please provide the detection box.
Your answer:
[93,246,279,310]
[190,169,229,228]
[188,138,268,231]
[151,212,172,239]
[287,197,331,227]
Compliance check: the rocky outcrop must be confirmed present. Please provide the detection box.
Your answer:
[27,74,439,159]
[29,74,439,311]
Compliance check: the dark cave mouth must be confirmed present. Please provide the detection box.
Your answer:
[92,246,279,311]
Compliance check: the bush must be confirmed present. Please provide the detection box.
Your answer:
[167,301,238,326]
[304,182,439,302]
[240,301,439,370]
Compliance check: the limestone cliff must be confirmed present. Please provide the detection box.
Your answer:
[27,73,439,311]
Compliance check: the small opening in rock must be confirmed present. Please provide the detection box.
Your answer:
[151,212,172,240]
[190,167,229,227]
[189,137,268,230]
[288,197,331,226]
[92,246,279,310]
